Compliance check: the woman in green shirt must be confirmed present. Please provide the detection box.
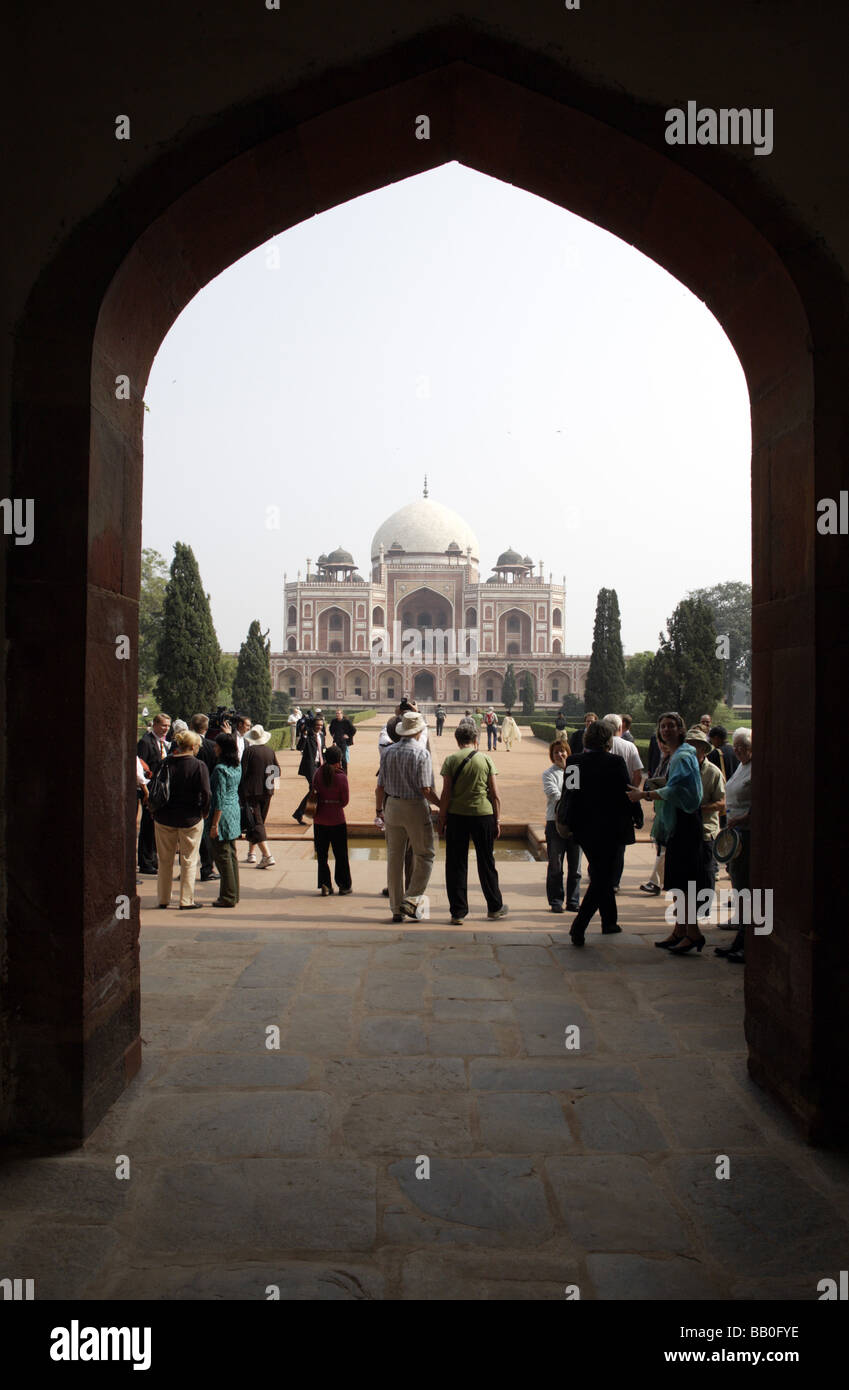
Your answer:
[209,733,243,908]
[437,717,508,925]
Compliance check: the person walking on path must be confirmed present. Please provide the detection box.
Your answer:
[329,707,356,766]
[312,744,352,895]
[191,713,219,883]
[483,707,499,751]
[685,725,726,921]
[376,710,440,921]
[293,714,325,823]
[542,740,582,912]
[629,711,706,953]
[288,705,302,751]
[209,733,243,908]
[563,719,634,943]
[437,716,507,925]
[714,728,753,964]
[137,712,171,873]
[435,704,446,737]
[501,713,521,751]
[639,734,671,895]
[241,724,280,867]
[152,729,210,910]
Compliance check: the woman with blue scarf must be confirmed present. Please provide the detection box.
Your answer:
[628,711,706,954]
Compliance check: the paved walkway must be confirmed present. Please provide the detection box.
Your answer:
[2,803,849,1299]
[267,713,583,835]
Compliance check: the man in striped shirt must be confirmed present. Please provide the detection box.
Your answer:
[376,710,440,920]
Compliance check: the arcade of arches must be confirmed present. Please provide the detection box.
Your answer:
[3,12,849,1155]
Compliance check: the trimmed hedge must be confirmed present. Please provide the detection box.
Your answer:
[531,722,558,743]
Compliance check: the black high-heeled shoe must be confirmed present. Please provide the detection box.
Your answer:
[668,932,706,955]
[655,934,686,950]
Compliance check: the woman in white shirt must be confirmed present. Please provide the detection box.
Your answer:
[542,740,582,912]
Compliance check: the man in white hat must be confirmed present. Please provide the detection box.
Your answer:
[376,709,440,920]
[240,725,280,868]
[288,705,302,752]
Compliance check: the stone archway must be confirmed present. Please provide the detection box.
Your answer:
[413,670,436,703]
[5,58,839,1146]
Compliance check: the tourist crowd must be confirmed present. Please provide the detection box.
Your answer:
[136,701,753,962]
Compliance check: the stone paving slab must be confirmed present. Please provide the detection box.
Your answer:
[2,840,849,1300]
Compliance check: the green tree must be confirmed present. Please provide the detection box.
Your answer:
[583,588,626,714]
[559,692,585,720]
[138,548,169,693]
[645,597,724,723]
[232,619,272,726]
[687,581,752,704]
[271,689,291,719]
[502,663,517,712]
[154,542,221,717]
[624,650,654,696]
[521,670,535,715]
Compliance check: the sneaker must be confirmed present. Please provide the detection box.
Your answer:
[550,903,565,914]
[259,855,275,869]
[320,884,332,896]
[487,905,509,920]
[450,916,465,925]
[338,887,352,896]
[639,882,661,895]
[246,852,256,864]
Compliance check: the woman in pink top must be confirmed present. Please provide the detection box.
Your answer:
[312,745,352,895]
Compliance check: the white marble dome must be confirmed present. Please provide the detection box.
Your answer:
[371,496,480,562]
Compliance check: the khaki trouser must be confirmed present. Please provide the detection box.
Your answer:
[383,795,435,914]
[154,819,204,906]
[213,838,240,907]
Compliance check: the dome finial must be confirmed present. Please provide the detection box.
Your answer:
[423,473,428,499]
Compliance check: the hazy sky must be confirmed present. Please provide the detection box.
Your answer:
[143,162,751,656]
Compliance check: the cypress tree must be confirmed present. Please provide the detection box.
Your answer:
[583,588,626,714]
[502,663,517,712]
[521,670,535,715]
[645,597,724,723]
[154,542,221,718]
[232,619,272,726]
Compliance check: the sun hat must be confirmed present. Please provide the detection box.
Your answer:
[714,826,743,863]
[396,710,427,738]
[685,726,711,748]
[246,724,271,745]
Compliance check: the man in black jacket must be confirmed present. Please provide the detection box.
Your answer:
[329,708,356,765]
[191,714,219,881]
[563,718,634,943]
[569,711,597,757]
[137,712,170,873]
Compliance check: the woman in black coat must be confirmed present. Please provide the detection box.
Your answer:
[562,718,635,944]
[293,715,326,824]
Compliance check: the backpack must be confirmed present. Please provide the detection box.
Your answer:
[147,757,171,812]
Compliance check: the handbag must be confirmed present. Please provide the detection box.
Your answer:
[147,758,171,812]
